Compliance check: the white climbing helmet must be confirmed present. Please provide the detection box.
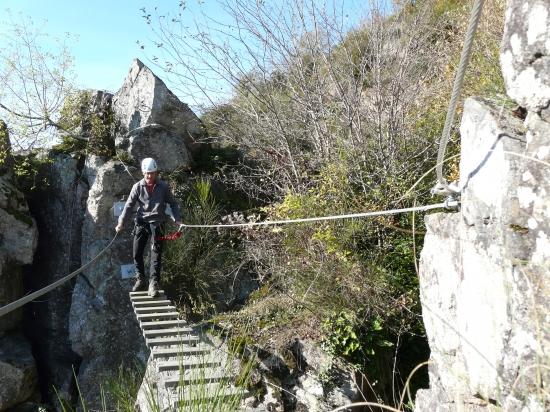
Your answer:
[141,158,158,173]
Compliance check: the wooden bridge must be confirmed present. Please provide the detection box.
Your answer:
[129,290,247,410]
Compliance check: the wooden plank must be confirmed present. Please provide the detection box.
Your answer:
[164,370,232,387]
[136,312,180,321]
[151,346,210,358]
[133,300,171,307]
[130,294,167,302]
[130,290,166,296]
[146,335,199,347]
[157,358,221,372]
[142,327,194,337]
[140,320,188,330]
[134,305,176,314]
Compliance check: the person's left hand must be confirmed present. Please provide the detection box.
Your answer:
[175,221,183,231]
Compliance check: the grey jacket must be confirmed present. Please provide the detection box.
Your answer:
[118,177,181,227]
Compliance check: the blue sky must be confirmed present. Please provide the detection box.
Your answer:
[1,0,180,92]
[1,0,376,104]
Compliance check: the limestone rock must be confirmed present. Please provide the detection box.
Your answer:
[418,1,550,408]
[63,61,201,408]
[292,338,331,372]
[501,0,550,112]
[260,379,285,412]
[294,374,325,411]
[0,124,39,410]
[292,338,359,409]
[0,176,37,266]
[68,155,148,407]
[0,125,38,332]
[250,339,359,412]
[416,97,549,411]
[115,124,192,171]
[23,153,87,402]
[0,332,39,410]
[113,59,204,157]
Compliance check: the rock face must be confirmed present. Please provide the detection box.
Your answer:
[500,0,550,114]
[242,338,360,411]
[68,155,148,407]
[24,153,89,402]
[116,123,193,172]
[0,173,37,332]
[0,61,203,409]
[0,121,39,411]
[113,58,204,158]
[63,61,200,408]
[0,333,39,410]
[416,1,550,409]
[290,339,360,411]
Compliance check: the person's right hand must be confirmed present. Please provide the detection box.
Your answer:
[115,224,123,233]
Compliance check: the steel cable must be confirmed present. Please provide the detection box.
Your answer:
[0,233,118,317]
[435,0,485,193]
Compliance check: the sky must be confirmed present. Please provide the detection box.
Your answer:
[1,0,198,92]
[0,0,378,106]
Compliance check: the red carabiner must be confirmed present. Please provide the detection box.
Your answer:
[155,231,183,241]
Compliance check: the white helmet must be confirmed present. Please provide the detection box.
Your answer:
[141,158,158,173]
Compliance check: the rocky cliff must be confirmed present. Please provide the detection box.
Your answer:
[66,59,201,408]
[0,59,203,410]
[0,120,40,410]
[24,153,88,403]
[415,0,549,410]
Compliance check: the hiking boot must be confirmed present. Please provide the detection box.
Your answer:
[148,280,160,297]
[132,277,147,292]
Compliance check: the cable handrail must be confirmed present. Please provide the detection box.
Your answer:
[435,0,485,195]
[0,233,118,318]
[0,0,487,318]
[178,201,457,229]
[0,200,459,318]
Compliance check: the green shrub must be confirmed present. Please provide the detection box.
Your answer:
[55,90,116,157]
[192,0,505,407]
[0,120,11,172]
[162,178,245,316]
[12,153,52,193]
[321,310,361,359]
[100,363,144,411]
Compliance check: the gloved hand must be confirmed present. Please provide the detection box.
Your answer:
[115,224,123,233]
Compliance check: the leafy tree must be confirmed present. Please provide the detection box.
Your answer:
[0,13,76,150]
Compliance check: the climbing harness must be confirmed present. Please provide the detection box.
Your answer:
[156,230,183,241]
[433,0,485,202]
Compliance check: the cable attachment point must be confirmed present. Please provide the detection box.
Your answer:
[432,180,460,211]
[444,196,460,210]
[431,180,460,197]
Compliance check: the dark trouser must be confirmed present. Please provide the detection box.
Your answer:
[133,221,164,282]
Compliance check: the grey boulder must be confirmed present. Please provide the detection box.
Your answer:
[500,0,550,112]
[0,332,39,411]
[113,58,204,158]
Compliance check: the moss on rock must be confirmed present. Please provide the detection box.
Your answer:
[0,120,13,174]
[55,90,116,157]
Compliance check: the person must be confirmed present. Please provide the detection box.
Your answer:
[115,158,182,297]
